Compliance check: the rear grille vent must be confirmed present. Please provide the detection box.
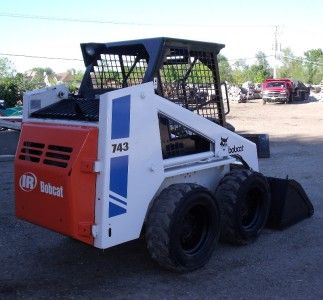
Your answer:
[45,152,70,160]
[43,144,73,168]
[48,145,72,153]
[19,141,73,168]
[19,141,44,163]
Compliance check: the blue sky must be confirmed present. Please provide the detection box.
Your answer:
[0,0,322,72]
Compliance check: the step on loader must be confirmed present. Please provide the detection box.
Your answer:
[15,38,313,271]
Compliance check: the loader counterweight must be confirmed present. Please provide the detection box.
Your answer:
[15,123,98,245]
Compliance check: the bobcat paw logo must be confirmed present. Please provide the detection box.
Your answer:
[220,137,228,147]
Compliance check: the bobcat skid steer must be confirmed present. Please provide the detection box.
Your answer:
[15,38,313,271]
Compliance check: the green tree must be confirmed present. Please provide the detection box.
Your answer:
[255,51,270,69]
[231,53,272,85]
[65,69,84,93]
[231,59,249,85]
[0,77,19,107]
[0,57,18,106]
[304,48,323,84]
[247,51,272,83]
[0,57,15,78]
[29,67,57,87]
[233,59,248,70]
[277,48,306,81]
[218,55,233,82]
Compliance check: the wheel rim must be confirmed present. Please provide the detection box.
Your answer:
[240,186,264,230]
[180,204,209,255]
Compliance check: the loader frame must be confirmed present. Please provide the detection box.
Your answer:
[16,38,313,272]
[93,82,258,248]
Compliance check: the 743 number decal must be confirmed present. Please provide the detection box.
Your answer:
[112,142,129,153]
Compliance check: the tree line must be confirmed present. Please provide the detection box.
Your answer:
[0,59,83,107]
[0,47,322,107]
[218,48,322,86]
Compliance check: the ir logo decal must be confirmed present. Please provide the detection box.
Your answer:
[19,172,37,192]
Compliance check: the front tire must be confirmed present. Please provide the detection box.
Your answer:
[216,170,271,245]
[146,183,220,272]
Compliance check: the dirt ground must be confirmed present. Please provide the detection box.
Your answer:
[1,99,323,299]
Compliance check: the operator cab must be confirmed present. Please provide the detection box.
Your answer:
[30,38,229,158]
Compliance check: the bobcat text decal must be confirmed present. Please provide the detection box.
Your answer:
[19,172,63,198]
[220,137,244,154]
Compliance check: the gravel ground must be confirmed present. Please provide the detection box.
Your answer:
[1,99,322,299]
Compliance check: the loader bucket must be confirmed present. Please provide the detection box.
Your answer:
[266,177,314,229]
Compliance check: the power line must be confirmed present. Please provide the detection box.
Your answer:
[0,52,83,62]
[1,52,321,68]
[0,12,276,28]
[0,12,154,26]
[1,52,273,63]
[281,55,323,67]
[227,55,274,62]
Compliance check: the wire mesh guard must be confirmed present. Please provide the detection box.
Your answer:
[90,51,148,90]
[159,48,222,121]
[30,42,223,130]
[89,45,222,122]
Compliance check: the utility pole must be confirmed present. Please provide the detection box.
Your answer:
[273,25,280,79]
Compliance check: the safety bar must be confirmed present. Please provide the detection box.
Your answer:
[163,151,215,169]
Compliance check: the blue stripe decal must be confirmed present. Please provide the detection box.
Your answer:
[111,95,131,139]
[109,202,127,218]
[109,194,127,206]
[110,155,129,199]
[108,95,130,218]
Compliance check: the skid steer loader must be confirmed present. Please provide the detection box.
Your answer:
[15,38,313,271]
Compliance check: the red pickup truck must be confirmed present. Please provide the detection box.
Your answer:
[262,78,309,104]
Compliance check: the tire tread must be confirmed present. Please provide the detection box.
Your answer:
[146,183,205,271]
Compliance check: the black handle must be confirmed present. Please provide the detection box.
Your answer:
[221,82,230,115]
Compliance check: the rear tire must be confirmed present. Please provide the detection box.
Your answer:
[216,169,271,245]
[146,183,220,272]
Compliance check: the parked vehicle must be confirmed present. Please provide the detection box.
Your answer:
[262,78,310,104]
[0,101,23,117]
[262,79,293,104]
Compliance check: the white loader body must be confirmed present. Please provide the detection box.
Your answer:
[94,82,258,249]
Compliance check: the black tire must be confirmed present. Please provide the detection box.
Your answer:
[216,169,270,245]
[146,183,220,272]
[301,91,308,101]
[262,99,266,105]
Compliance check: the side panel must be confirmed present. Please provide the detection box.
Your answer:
[94,85,165,249]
